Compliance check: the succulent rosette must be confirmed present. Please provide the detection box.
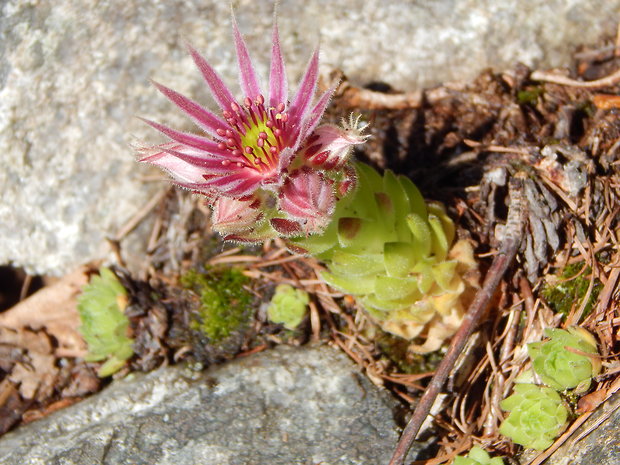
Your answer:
[499,384,569,450]
[77,268,133,377]
[452,446,504,465]
[267,284,310,330]
[289,163,479,352]
[140,14,366,240]
[527,327,600,392]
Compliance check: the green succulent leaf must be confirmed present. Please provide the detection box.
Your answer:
[329,250,385,277]
[500,384,569,450]
[383,242,417,278]
[398,174,427,218]
[374,275,420,301]
[320,270,376,295]
[406,213,432,258]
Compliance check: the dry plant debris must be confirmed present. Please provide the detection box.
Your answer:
[0,31,619,465]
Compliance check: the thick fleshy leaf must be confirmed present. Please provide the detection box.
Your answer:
[151,81,227,137]
[232,13,261,99]
[320,270,376,295]
[329,250,384,277]
[406,213,432,258]
[269,19,287,107]
[384,242,417,277]
[374,275,420,301]
[187,43,238,111]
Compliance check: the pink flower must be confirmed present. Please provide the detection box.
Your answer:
[140,12,366,240]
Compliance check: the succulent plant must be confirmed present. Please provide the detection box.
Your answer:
[452,446,505,465]
[290,162,478,352]
[499,384,569,450]
[267,284,310,330]
[527,327,600,393]
[77,267,134,377]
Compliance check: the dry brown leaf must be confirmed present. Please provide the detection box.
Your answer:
[0,266,90,357]
[9,352,58,401]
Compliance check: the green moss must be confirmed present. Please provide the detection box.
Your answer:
[541,262,602,320]
[180,267,253,343]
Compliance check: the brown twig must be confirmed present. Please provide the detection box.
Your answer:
[388,176,526,465]
[530,67,620,88]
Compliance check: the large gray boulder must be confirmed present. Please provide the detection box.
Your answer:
[2,0,618,275]
[0,345,404,464]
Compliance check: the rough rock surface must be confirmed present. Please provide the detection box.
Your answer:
[0,345,406,465]
[2,0,619,275]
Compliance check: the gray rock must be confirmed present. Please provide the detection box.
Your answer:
[2,0,618,275]
[0,345,406,465]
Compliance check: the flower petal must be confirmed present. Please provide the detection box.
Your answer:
[203,170,264,197]
[232,13,261,99]
[187,43,238,111]
[151,80,228,137]
[153,146,239,173]
[140,150,209,185]
[269,18,288,107]
[288,47,319,126]
[140,118,229,157]
[300,85,337,141]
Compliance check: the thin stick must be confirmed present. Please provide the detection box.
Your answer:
[388,176,526,465]
[530,67,620,88]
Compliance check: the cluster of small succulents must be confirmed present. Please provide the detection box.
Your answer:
[266,284,310,330]
[452,446,504,465]
[291,162,478,352]
[499,327,600,450]
[77,267,134,377]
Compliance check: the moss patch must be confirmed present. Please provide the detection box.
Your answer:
[180,267,253,343]
[541,262,602,320]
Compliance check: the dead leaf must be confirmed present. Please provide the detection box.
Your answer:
[0,266,90,357]
[0,380,26,435]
